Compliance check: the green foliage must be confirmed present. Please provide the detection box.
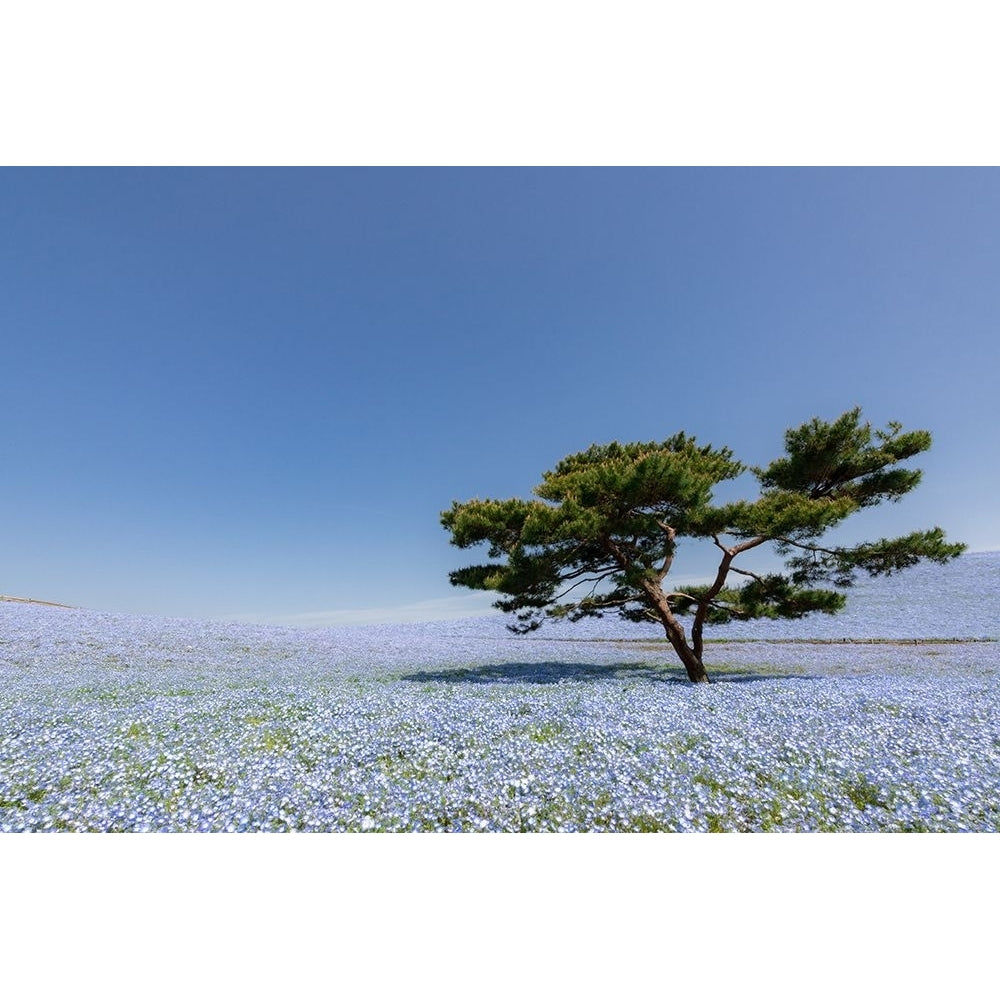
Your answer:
[670,576,847,624]
[758,408,929,502]
[781,527,964,588]
[441,408,965,678]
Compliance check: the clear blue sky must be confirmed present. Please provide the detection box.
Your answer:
[3,168,997,624]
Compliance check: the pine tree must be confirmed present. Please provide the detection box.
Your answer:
[441,408,965,683]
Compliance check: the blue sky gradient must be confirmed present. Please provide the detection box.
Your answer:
[3,168,997,623]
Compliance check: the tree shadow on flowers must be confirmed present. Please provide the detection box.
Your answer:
[399,661,819,685]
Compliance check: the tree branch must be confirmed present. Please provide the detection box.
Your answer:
[691,534,766,659]
[603,536,631,568]
[712,533,731,554]
[775,536,842,556]
[551,569,617,604]
[557,561,618,583]
[731,534,770,556]
[667,592,742,616]
[728,565,766,584]
[665,591,702,603]
[657,521,677,580]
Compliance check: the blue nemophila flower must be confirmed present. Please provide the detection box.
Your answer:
[1,600,999,832]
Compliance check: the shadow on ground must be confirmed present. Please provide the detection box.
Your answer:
[399,661,818,685]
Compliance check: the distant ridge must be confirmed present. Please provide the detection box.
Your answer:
[0,594,75,608]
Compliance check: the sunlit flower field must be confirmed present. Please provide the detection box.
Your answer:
[3,555,999,833]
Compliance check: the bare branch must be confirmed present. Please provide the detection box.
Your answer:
[568,595,630,611]
[731,534,769,555]
[558,561,618,583]
[775,537,842,557]
[551,569,617,604]
[712,533,732,555]
[667,592,743,615]
[657,521,677,579]
[728,565,765,584]
[690,536,764,660]
[603,536,630,567]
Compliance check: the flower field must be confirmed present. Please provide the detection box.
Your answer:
[3,597,998,832]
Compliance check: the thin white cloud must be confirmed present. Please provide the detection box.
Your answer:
[236,568,731,628]
[242,592,501,627]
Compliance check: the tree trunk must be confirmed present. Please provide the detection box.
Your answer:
[686,655,710,684]
[671,635,711,684]
[659,615,711,683]
[643,579,712,683]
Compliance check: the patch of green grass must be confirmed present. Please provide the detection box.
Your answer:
[844,775,887,812]
[693,771,726,794]
[664,733,707,754]
[0,786,48,810]
[70,685,128,704]
[756,798,791,831]
[706,660,809,678]
[623,813,674,832]
[258,729,294,753]
[527,721,566,744]
[377,749,435,782]
[189,766,222,787]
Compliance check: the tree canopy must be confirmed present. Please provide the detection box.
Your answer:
[441,408,965,683]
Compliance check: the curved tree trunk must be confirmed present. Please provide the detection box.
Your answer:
[642,578,712,682]
[668,631,711,683]
[656,598,711,682]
